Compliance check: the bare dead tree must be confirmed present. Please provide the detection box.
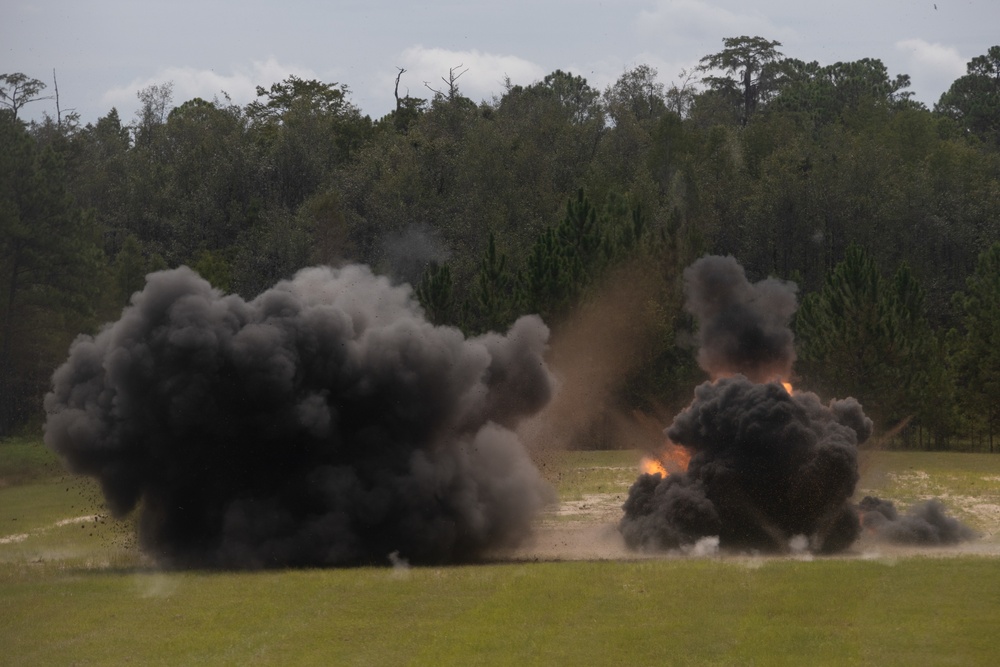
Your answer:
[666,68,699,118]
[53,68,62,126]
[424,65,469,101]
[394,67,407,112]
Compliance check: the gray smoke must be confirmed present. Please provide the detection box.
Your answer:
[683,255,798,383]
[621,377,872,553]
[381,224,449,286]
[44,264,555,568]
[859,496,977,545]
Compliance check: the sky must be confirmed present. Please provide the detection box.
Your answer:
[3,0,997,126]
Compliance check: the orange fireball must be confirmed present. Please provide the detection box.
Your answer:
[640,456,668,476]
[639,442,691,478]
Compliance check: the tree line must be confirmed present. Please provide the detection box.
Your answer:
[2,38,1000,449]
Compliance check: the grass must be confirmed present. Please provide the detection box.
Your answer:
[3,558,999,666]
[0,435,64,485]
[857,450,1000,533]
[538,449,638,500]
[3,438,1000,665]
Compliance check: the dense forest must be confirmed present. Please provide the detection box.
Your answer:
[2,37,1000,450]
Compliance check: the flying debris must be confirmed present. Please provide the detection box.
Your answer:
[44,265,555,568]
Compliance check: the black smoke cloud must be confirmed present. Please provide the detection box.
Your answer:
[44,265,555,568]
[859,496,978,546]
[621,255,976,555]
[683,255,798,383]
[621,255,872,554]
[621,377,872,553]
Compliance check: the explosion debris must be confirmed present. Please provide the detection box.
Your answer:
[44,265,555,568]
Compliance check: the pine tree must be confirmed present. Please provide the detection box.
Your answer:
[953,242,1000,451]
[0,115,106,434]
[465,233,518,334]
[556,188,604,284]
[796,245,941,439]
[520,227,572,322]
[415,261,454,326]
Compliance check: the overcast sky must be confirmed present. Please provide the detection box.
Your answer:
[4,0,997,126]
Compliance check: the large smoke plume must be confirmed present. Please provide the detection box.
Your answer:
[621,255,871,553]
[44,265,554,568]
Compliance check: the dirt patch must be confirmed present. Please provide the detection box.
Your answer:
[552,493,624,522]
[926,494,1000,538]
[0,514,106,547]
[504,490,1000,563]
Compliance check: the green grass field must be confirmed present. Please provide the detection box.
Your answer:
[3,438,1000,666]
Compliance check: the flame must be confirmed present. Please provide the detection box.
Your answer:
[635,379,790,481]
[639,442,691,478]
[640,456,668,476]
[710,372,794,395]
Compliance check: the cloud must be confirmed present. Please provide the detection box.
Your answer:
[100,57,320,120]
[397,46,546,103]
[637,0,795,44]
[894,39,968,101]
[895,38,968,77]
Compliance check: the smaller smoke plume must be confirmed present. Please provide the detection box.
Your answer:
[623,254,980,556]
[44,265,554,568]
[859,496,978,545]
[621,255,874,554]
[620,377,872,554]
[683,255,798,383]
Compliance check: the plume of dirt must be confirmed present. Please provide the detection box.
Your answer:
[518,261,665,457]
[44,265,555,568]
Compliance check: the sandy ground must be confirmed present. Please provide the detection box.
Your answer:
[0,514,102,545]
[499,488,1000,563]
[5,468,1000,566]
